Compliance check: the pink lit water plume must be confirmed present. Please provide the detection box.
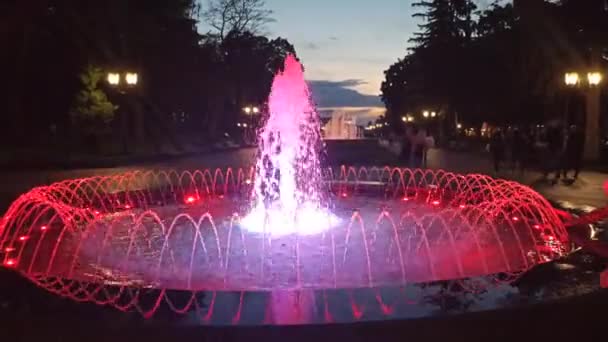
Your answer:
[244,55,337,236]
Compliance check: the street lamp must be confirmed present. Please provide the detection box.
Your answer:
[107,71,139,88]
[107,73,120,86]
[457,123,463,130]
[125,72,139,86]
[106,70,141,154]
[431,111,437,118]
[423,111,430,118]
[562,70,604,160]
[243,106,260,114]
[564,72,580,86]
[588,72,603,86]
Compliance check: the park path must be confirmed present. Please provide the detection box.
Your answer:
[0,141,606,212]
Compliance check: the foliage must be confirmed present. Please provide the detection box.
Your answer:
[2,0,296,147]
[70,65,116,125]
[381,0,608,128]
[203,0,275,40]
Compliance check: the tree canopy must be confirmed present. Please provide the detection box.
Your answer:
[1,0,296,148]
[381,0,608,129]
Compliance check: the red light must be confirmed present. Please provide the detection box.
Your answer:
[341,193,348,198]
[512,216,519,222]
[94,210,100,215]
[124,204,131,209]
[459,204,466,209]
[40,225,47,231]
[402,197,409,202]
[185,196,197,204]
[533,224,541,229]
[18,236,28,242]
[4,247,15,253]
[3,259,16,267]
[432,200,440,206]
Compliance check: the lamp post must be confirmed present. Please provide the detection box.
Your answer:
[107,70,142,153]
[563,70,603,161]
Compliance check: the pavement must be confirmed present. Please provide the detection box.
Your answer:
[0,140,606,213]
[423,148,608,209]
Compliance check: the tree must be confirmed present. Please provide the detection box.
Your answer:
[203,0,274,40]
[70,65,116,127]
[410,0,477,49]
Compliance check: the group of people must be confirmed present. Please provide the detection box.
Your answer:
[399,125,435,168]
[489,122,584,183]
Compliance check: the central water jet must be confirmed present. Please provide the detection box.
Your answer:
[242,54,338,236]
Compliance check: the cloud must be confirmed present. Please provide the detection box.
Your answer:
[303,41,321,50]
[308,79,383,108]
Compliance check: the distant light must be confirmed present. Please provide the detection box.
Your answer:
[237,123,241,127]
[423,111,430,118]
[402,197,409,202]
[457,123,463,129]
[107,73,120,86]
[40,225,47,231]
[533,224,541,229]
[459,204,466,209]
[18,236,28,242]
[401,116,407,122]
[243,107,252,114]
[588,72,603,86]
[243,123,248,128]
[431,111,437,118]
[124,204,131,209]
[125,72,138,86]
[512,216,520,222]
[565,72,580,86]
[341,192,348,198]
[252,107,260,114]
[431,200,440,206]
[185,195,197,204]
[407,116,414,122]
[94,210,100,215]
[4,247,15,253]
[245,179,252,185]
[3,259,16,267]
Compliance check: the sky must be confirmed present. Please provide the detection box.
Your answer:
[265,0,416,109]
[201,0,497,121]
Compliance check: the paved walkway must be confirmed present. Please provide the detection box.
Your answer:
[0,141,606,212]
[383,141,607,209]
[426,148,608,209]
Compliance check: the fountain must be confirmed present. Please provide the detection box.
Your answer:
[323,111,361,140]
[243,55,338,237]
[0,55,582,325]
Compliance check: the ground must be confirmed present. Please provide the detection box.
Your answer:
[1,140,605,211]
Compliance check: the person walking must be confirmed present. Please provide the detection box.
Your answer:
[401,127,412,166]
[410,126,425,168]
[489,129,505,175]
[511,128,527,174]
[563,125,584,181]
[543,122,565,185]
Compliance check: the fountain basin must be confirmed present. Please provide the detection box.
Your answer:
[0,167,570,323]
